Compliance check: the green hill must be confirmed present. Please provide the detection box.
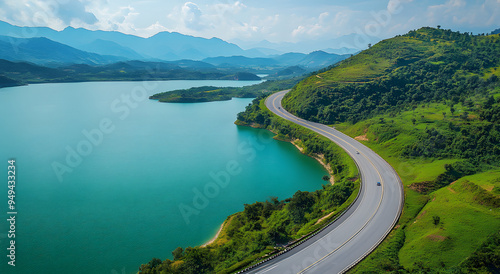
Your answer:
[0,75,22,88]
[283,27,500,124]
[280,27,500,273]
[0,59,261,87]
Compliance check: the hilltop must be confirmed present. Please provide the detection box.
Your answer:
[283,27,500,124]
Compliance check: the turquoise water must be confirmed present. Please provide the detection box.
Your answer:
[0,80,327,274]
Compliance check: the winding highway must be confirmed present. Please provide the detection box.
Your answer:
[244,90,404,274]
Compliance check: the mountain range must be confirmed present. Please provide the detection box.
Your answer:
[0,20,256,61]
[0,35,123,65]
[0,20,359,62]
[230,33,378,54]
[0,20,352,86]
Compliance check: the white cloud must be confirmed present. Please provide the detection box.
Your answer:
[425,0,499,28]
[143,21,168,37]
[0,0,498,45]
[87,5,139,34]
[181,2,204,30]
[0,0,97,30]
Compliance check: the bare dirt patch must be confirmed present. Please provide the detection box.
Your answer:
[484,185,495,192]
[427,234,447,242]
[315,211,335,225]
[416,210,427,220]
[354,134,369,141]
[409,181,434,193]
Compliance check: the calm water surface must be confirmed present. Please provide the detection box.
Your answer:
[0,80,327,273]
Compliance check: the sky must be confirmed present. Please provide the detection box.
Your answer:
[0,0,498,47]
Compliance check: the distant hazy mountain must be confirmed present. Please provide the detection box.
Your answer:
[323,47,359,55]
[240,48,278,57]
[0,35,123,65]
[0,20,248,61]
[232,34,380,54]
[202,56,280,68]
[272,66,307,78]
[78,39,144,60]
[491,28,500,35]
[297,50,349,68]
[202,51,350,70]
[273,52,310,66]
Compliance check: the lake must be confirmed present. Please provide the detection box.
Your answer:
[0,80,327,274]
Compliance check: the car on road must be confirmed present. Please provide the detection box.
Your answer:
[356,151,359,154]
[377,182,381,186]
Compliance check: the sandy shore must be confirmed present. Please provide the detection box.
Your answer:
[202,222,224,247]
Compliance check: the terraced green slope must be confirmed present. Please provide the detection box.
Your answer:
[283,27,500,124]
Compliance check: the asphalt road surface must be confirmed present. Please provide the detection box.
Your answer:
[244,90,404,274]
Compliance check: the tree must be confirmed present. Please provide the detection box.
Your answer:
[442,112,446,119]
[485,96,495,108]
[450,106,455,115]
[437,25,441,29]
[244,202,263,221]
[322,175,330,181]
[368,43,372,48]
[433,216,441,226]
[412,118,416,125]
[172,247,184,261]
[181,248,214,274]
[288,191,314,224]
[147,258,162,269]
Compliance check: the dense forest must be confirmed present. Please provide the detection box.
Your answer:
[284,27,500,125]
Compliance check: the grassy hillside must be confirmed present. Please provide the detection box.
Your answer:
[283,27,500,124]
[337,105,500,273]
[280,27,500,273]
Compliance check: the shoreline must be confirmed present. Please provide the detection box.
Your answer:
[290,140,335,185]
[236,122,336,185]
[202,222,225,247]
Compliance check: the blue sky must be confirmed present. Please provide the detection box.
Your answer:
[0,0,498,44]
